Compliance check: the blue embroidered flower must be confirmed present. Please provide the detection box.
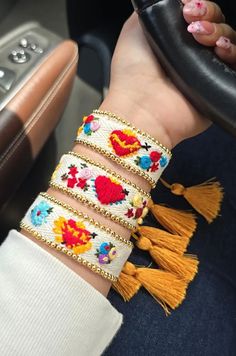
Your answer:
[31,201,53,226]
[95,242,117,264]
[160,156,168,168]
[83,123,91,135]
[99,242,110,254]
[139,156,152,170]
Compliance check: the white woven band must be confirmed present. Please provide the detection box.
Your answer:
[20,193,133,281]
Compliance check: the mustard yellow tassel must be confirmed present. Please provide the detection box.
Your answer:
[113,262,188,313]
[136,236,198,282]
[160,178,224,223]
[136,226,189,255]
[148,200,197,238]
[112,270,141,301]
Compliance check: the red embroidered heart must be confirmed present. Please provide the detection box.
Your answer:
[109,130,141,157]
[95,176,126,205]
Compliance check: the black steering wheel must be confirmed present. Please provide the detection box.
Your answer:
[132,0,236,136]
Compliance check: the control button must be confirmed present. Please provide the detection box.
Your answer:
[33,46,43,54]
[9,49,31,64]
[30,43,37,50]
[0,67,16,91]
[19,38,28,48]
[19,38,44,54]
[29,43,44,54]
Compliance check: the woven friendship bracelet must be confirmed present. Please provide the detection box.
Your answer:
[50,152,150,230]
[20,192,133,281]
[75,110,172,188]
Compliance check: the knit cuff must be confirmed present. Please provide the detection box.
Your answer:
[0,230,122,356]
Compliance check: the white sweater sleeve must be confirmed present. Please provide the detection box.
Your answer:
[0,230,122,356]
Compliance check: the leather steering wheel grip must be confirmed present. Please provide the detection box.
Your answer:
[132,0,236,136]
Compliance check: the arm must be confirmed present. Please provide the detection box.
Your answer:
[0,13,209,355]
[23,13,209,296]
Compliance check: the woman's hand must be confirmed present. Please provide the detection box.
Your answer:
[101,13,210,149]
[182,0,236,68]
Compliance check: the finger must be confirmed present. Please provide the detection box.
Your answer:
[215,37,236,68]
[183,0,225,24]
[187,21,236,47]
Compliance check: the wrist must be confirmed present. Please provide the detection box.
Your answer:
[100,90,173,150]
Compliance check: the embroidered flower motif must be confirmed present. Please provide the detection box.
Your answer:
[31,201,53,226]
[52,163,61,180]
[108,247,117,261]
[83,123,91,135]
[150,162,159,172]
[90,120,100,132]
[77,178,87,189]
[69,165,78,177]
[135,208,144,219]
[150,151,162,162]
[139,155,152,170]
[67,177,77,188]
[84,115,94,124]
[160,156,168,168]
[79,168,93,180]
[98,254,110,264]
[95,242,117,264]
[135,150,163,172]
[132,194,143,208]
[61,164,90,191]
[125,196,149,224]
[53,217,95,254]
[80,115,100,136]
[125,208,134,218]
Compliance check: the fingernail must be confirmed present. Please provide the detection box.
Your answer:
[181,0,191,4]
[216,36,232,50]
[184,0,207,17]
[187,21,214,35]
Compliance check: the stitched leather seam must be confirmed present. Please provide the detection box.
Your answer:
[0,44,78,170]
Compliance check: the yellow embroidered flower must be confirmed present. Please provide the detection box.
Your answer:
[77,126,83,135]
[51,163,61,181]
[132,194,143,208]
[141,207,149,218]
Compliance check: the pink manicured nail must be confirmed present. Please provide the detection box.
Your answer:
[216,36,232,50]
[187,21,214,35]
[184,0,207,17]
[181,0,191,4]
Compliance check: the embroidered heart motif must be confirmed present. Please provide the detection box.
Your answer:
[109,129,141,157]
[95,176,126,205]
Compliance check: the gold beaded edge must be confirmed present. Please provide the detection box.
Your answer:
[49,181,136,231]
[40,192,133,248]
[20,222,118,282]
[67,151,151,198]
[93,109,172,157]
[75,139,156,188]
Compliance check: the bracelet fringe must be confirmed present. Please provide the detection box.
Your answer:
[160,178,224,223]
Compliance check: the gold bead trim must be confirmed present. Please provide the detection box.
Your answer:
[75,139,156,188]
[93,109,172,157]
[49,181,136,231]
[68,151,150,198]
[39,192,133,248]
[20,222,118,282]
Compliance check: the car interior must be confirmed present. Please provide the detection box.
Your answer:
[0,1,236,354]
[0,0,135,241]
[1,0,235,238]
